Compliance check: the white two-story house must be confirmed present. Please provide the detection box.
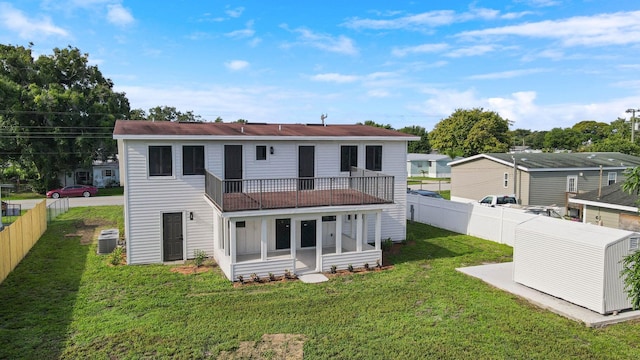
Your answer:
[113,120,417,281]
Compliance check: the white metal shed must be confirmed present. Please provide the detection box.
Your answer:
[514,216,640,314]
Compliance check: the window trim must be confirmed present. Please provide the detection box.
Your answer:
[148,145,174,177]
[182,145,205,176]
[365,145,382,172]
[255,145,267,161]
[340,145,358,172]
[566,175,578,192]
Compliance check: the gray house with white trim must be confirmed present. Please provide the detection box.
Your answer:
[569,183,640,230]
[449,152,640,216]
[114,120,417,281]
[406,153,456,178]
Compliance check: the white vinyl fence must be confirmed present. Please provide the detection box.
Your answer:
[407,194,563,246]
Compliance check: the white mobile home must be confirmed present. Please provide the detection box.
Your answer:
[113,120,417,281]
[514,216,640,314]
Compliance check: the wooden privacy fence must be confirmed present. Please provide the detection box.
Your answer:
[0,201,47,284]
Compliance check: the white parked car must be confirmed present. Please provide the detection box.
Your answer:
[478,195,517,207]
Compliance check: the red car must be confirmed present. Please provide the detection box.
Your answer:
[46,185,98,199]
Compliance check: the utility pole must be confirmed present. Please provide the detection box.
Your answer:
[626,108,640,143]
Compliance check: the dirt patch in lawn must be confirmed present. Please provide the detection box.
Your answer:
[170,265,214,275]
[65,219,117,245]
[217,333,306,360]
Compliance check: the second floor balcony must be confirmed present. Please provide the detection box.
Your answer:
[205,168,394,212]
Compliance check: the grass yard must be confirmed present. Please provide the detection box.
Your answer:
[1,207,640,359]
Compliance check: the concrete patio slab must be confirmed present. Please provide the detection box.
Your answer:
[457,262,640,327]
[298,273,329,284]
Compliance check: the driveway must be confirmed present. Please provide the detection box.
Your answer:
[8,196,124,210]
[408,180,451,192]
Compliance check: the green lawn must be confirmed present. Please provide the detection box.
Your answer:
[1,207,639,359]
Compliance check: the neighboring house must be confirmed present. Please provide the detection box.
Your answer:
[113,120,417,281]
[406,153,456,178]
[59,160,120,188]
[92,160,120,188]
[449,152,640,217]
[568,183,640,231]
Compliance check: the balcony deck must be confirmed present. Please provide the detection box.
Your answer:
[205,168,394,212]
[222,188,390,212]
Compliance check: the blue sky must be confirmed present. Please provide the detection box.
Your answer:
[2,1,640,131]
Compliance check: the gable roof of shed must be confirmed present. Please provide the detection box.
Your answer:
[449,152,640,172]
[113,120,418,140]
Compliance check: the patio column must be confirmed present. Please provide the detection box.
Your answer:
[224,219,230,257]
[375,211,382,251]
[362,213,369,246]
[290,219,297,273]
[230,220,237,264]
[350,214,356,240]
[335,215,343,254]
[261,218,268,261]
[356,212,363,252]
[316,216,323,272]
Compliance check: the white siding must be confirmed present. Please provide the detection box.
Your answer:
[124,140,214,264]
[514,217,638,314]
[122,137,410,266]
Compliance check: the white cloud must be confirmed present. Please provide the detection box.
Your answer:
[458,11,640,47]
[107,3,134,26]
[446,45,496,57]
[411,87,640,130]
[225,60,249,71]
[282,26,358,56]
[367,89,391,98]
[516,0,561,7]
[344,7,534,31]
[344,10,456,30]
[310,73,359,83]
[225,7,244,18]
[0,2,68,38]
[226,20,255,39]
[392,43,449,57]
[468,68,548,80]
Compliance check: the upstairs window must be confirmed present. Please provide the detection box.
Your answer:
[340,145,357,172]
[608,172,617,186]
[256,145,267,160]
[566,175,578,193]
[183,145,205,175]
[503,173,509,188]
[149,146,172,176]
[365,145,382,171]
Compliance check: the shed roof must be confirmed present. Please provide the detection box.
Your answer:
[518,216,638,250]
[407,153,452,161]
[113,120,418,140]
[449,152,640,171]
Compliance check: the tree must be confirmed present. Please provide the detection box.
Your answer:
[543,127,582,151]
[146,106,201,122]
[583,138,640,155]
[398,125,430,153]
[429,108,511,157]
[621,166,640,309]
[0,45,130,192]
[572,120,610,144]
[358,120,393,129]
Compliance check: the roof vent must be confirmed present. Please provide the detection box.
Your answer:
[279,124,282,131]
[241,126,244,133]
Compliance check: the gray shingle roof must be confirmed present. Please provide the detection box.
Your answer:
[572,182,639,208]
[451,152,640,171]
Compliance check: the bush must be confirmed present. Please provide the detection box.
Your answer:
[381,238,393,252]
[621,250,640,309]
[193,249,207,267]
[109,246,124,266]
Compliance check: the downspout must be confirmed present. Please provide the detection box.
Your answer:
[512,156,518,202]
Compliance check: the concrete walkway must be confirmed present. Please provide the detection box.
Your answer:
[457,262,640,327]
